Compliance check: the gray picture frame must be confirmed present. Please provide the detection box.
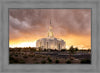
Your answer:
[0,0,100,73]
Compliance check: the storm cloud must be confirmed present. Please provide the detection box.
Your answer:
[9,9,91,39]
[9,9,91,48]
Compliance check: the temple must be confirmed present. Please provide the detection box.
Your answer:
[36,19,66,50]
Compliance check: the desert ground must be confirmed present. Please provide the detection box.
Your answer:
[9,47,91,64]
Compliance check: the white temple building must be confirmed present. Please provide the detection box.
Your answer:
[36,20,66,50]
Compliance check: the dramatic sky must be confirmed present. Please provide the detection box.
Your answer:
[9,9,91,49]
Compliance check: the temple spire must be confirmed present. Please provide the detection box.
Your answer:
[48,19,54,38]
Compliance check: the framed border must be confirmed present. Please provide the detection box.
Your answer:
[0,0,100,73]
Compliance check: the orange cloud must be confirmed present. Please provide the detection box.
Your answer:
[9,9,91,49]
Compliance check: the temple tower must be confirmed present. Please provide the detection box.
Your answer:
[48,19,54,38]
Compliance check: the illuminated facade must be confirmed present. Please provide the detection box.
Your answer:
[36,20,66,50]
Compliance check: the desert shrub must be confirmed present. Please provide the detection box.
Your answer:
[19,60,25,64]
[44,49,47,51]
[35,62,39,64]
[36,55,41,58]
[17,52,20,54]
[9,56,19,64]
[66,60,71,64]
[61,49,66,52]
[42,55,46,58]
[33,58,37,61]
[81,59,91,64]
[9,56,14,63]
[29,55,34,57]
[47,57,52,63]
[21,53,23,55]
[14,54,18,57]
[23,56,28,58]
[31,55,34,57]
[41,60,46,64]
[55,60,59,64]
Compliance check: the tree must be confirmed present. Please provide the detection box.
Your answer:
[55,59,59,64]
[66,60,71,64]
[41,60,46,64]
[74,47,78,51]
[61,49,66,52]
[30,48,36,52]
[44,49,47,51]
[80,59,91,64]
[74,47,79,54]
[69,46,75,60]
[47,57,52,63]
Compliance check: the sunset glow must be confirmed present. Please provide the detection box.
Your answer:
[9,34,91,49]
[9,9,91,50]
[9,41,36,48]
